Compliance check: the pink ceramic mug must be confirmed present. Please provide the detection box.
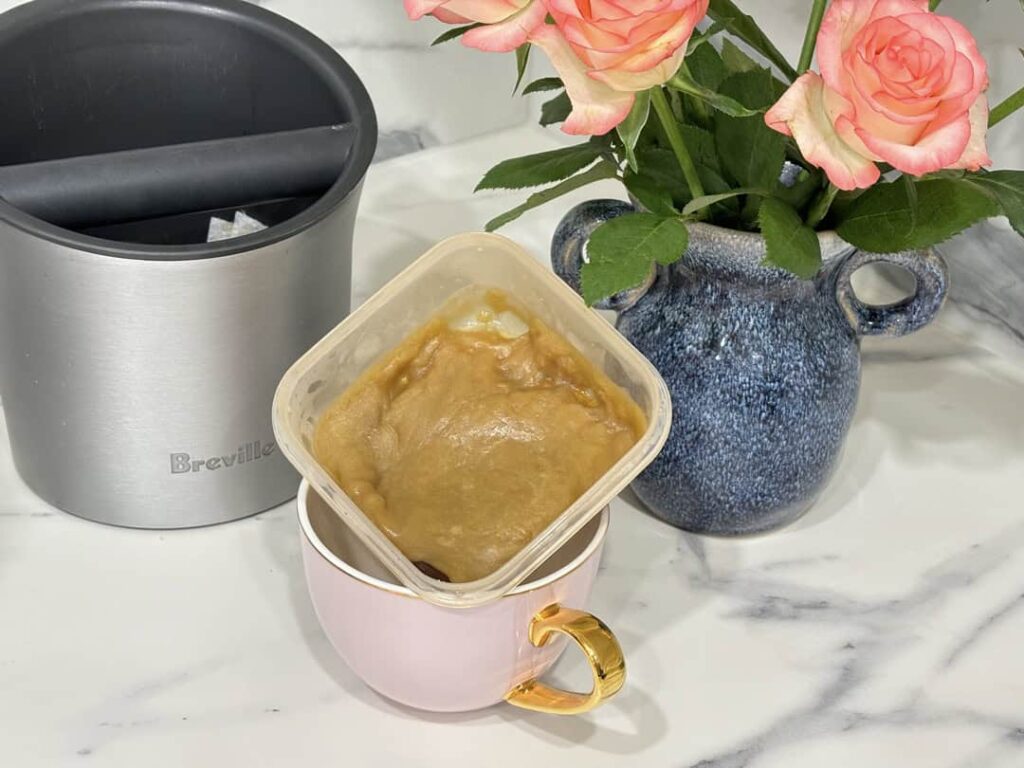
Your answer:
[298,480,624,714]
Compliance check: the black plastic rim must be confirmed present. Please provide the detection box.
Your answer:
[0,0,377,261]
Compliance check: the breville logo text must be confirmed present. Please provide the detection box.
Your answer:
[171,440,276,475]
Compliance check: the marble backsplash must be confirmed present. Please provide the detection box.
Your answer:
[939,222,1024,348]
[0,0,534,162]
[0,0,1018,167]
[0,0,1019,344]
[248,0,532,160]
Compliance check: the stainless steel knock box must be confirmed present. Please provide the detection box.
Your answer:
[0,0,377,528]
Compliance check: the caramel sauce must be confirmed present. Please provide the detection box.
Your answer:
[313,291,646,583]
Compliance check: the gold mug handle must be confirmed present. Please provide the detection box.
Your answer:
[504,603,626,715]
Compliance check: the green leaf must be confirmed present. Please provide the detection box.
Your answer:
[920,169,968,181]
[523,77,563,95]
[476,143,603,192]
[687,21,726,54]
[616,91,651,173]
[716,115,786,191]
[708,0,798,81]
[540,91,572,126]
[624,173,678,216]
[682,188,769,217]
[431,23,482,46]
[485,161,618,231]
[629,147,692,209]
[630,128,734,216]
[901,173,918,230]
[715,69,786,213]
[963,171,1024,237]
[686,42,727,91]
[514,44,531,93]
[581,214,689,305]
[679,124,721,171]
[829,188,867,223]
[836,178,1000,251]
[774,165,822,214]
[719,68,781,110]
[667,70,761,117]
[759,198,822,279]
[696,166,740,214]
[721,39,760,74]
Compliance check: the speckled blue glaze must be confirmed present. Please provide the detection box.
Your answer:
[553,200,948,536]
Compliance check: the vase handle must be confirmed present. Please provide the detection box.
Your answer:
[833,249,948,338]
[551,199,655,312]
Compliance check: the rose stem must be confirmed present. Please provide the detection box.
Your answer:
[989,85,1024,128]
[806,183,839,229]
[797,0,829,75]
[650,86,706,204]
[929,0,943,10]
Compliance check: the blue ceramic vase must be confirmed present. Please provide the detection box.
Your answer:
[552,200,948,536]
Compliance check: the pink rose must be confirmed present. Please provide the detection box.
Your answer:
[403,0,547,52]
[532,0,709,135]
[765,0,990,191]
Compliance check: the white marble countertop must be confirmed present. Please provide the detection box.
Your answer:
[2,126,1023,768]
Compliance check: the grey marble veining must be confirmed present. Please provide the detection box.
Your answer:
[679,521,1024,767]
[376,128,436,163]
[938,222,1024,348]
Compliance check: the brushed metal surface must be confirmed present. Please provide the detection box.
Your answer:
[0,0,376,527]
[0,188,360,527]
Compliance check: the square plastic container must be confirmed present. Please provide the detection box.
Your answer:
[273,233,671,607]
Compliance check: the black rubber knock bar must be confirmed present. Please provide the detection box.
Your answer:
[0,124,356,229]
